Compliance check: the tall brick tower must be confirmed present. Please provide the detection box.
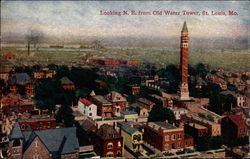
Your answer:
[180,21,190,100]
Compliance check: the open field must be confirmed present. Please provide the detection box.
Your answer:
[1,47,249,71]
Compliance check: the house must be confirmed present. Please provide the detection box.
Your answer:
[120,110,138,122]
[32,68,55,80]
[181,113,221,136]
[221,114,248,139]
[171,108,188,120]
[90,95,113,118]
[119,122,143,152]
[78,98,97,118]
[2,52,16,60]
[93,124,123,157]
[18,117,56,131]
[60,76,75,90]
[8,123,79,159]
[184,122,208,144]
[126,85,140,95]
[137,98,155,111]
[105,91,127,116]
[220,91,248,107]
[149,94,169,107]
[143,122,193,152]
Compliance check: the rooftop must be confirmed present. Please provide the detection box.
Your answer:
[137,98,155,106]
[147,122,177,131]
[187,122,207,130]
[92,95,111,104]
[60,76,74,85]
[79,98,93,106]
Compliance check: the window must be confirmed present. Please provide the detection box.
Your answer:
[107,142,113,149]
[117,108,119,113]
[89,113,92,116]
[117,151,121,157]
[178,133,182,140]
[177,142,181,148]
[21,124,25,130]
[89,107,91,110]
[165,135,169,141]
[171,134,176,140]
[165,143,169,150]
[118,141,121,147]
[47,122,51,127]
[106,152,114,157]
[13,139,21,147]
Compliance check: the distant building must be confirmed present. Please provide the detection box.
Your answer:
[120,110,138,122]
[184,122,208,144]
[78,98,97,118]
[60,76,75,90]
[220,90,248,107]
[32,68,55,79]
[105,91,127,116]
[8,123,79,159]
[143,122,194,152]
[93,124,123,157]
[90,95,113,118]
[2,52,16,60]
[137,98,155,111]
[18,117,56,131]
[221,114,248,139]
[126,85,140,95]
[171,108,188,120]
[181,113,221,136]
[119,122,143,153]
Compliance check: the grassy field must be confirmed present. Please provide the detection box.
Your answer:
[2,47,249,71]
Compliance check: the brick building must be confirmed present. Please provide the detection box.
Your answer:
[60,76,75,90]
[184,122,208,144]
[143,122,193,152]
[18,117,56,131]
[8,123,79,159]
[105,91,127,116]
[93,124,123,157]
[221,114,248,139]
[137,98,155,112]
[90,95,113,118]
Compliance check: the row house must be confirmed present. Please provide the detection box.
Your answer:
[119,121,144,153]
[60,76,75,90]
[184,122,208,144]
[18,117,56,131]
[93,124,123,157]
[137,98,155,112]
[143,122,193,152]
[181,113,221,136]
[221,114,248,139]
[90,95,113,118]
[78,98,97,118]
[8,123,79,159]
[105,91,127,116]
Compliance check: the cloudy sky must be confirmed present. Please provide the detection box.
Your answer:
[1,1,249,43]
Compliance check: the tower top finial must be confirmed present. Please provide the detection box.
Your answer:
[182,21,188,32]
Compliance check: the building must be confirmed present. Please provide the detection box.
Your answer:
[149,94,169,108]
[105,91,127,116]
[32,68,55,79]
[93,124,123,157]
[78,98,97,118]
[120,110,138,122]
[119,122,143,153]
[221,114,248,139]
[137,98,155,111]
[1,94,35,116]
[2,52,16,60]
[18,117,56,131]
[179,21,190,101]
[181,113,221,136]
[126,85,140,95]
[225,146,250,158]
[60,76,75,90]
[143,122,193,152]
[171,108,188,120]
[184,122,208,144]
[90,95,113,118]
[220,91,248,107]
[8,123,79,159]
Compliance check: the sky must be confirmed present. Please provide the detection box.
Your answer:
[1,1,249,44]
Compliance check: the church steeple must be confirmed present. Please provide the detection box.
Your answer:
[181,21,188,32]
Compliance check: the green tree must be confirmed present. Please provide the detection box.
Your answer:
[148,104,175,123]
